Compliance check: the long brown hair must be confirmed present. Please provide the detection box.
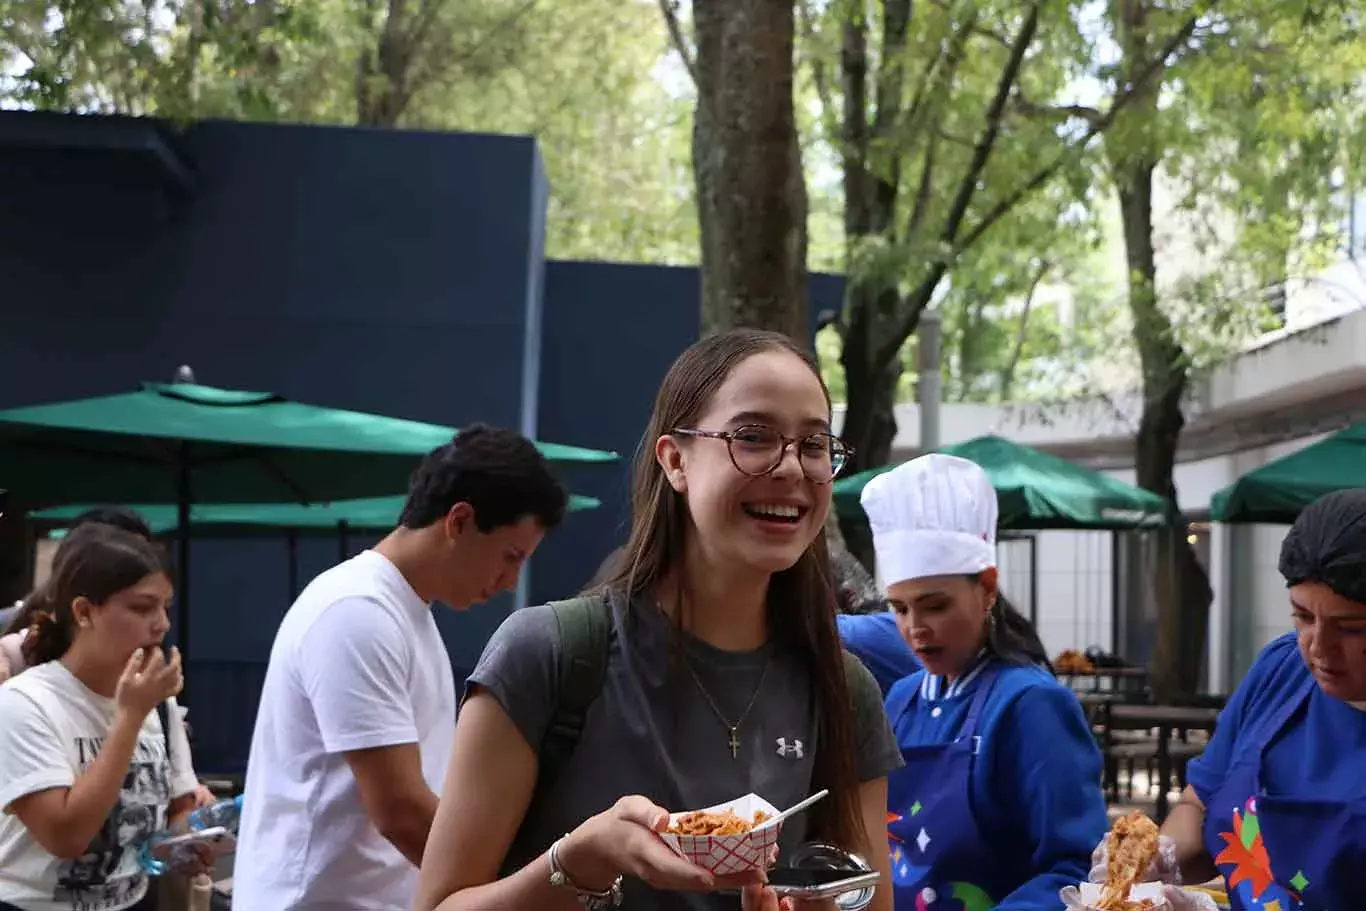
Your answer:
[20,524,170,666]
[596,328,864,850]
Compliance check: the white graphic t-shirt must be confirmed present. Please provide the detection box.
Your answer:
[0,661,198,911]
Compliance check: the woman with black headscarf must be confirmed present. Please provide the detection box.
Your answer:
[1088,488,1366,911]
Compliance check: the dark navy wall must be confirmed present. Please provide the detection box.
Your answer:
[0,112,553,772]
[0,114,546,427]
[531,262,702,604]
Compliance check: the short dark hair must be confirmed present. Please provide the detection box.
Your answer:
[1280,488,1366,604]
[398,423,568,533]
[70,506,154,542]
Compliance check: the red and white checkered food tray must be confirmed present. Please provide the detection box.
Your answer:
[660,793,782,875]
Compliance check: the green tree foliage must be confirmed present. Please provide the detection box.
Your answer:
[0,0,698,263]
[1090,0,1366,700]
[798,0,1189,490]
[1163,2,1366,346]
[935,187,1118,404]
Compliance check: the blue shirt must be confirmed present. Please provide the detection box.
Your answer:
[1188,632,1366,807]
[837,612,920,697]
[887,657,1108,910]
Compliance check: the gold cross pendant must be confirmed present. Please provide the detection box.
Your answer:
[728,727,740,759]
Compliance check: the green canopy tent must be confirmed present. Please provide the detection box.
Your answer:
[34,494,602,597]
[0,382,618,671]
[1210,421,1366,524]
[0,382,615,505]
[833,435,1170,529]
[833,435,1169,638]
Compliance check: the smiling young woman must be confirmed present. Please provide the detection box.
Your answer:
[413,329,902,911]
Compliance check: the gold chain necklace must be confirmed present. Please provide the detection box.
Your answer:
[684,655,772,759]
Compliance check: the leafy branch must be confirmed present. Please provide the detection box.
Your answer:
[877,2,1214,369]
[876,0,1042,365]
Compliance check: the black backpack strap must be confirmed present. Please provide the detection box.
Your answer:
[157,700,176,771]
[537,594,612,791]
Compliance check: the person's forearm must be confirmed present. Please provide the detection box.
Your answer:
[374,788,442,866]
[1162,800,1218,885]
[429,851,586,911]
[56,709,144,856]
[168,793,196,828]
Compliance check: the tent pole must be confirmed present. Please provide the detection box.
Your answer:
[1111,531,1122,657]
[176,444,192,700]
[1028,535,1039,628]
[286,530,300,599]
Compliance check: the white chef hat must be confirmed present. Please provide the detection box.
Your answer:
[860,453,997,586]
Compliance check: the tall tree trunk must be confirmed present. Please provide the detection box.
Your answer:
[685,2,859,571]
[835,0,1034,565]
[691,0,809,342]
[836,283,904,566]
[1109,0,1214,697]
[356,0,415,127]
[833,0,915,566]
[1117,167,1212,700]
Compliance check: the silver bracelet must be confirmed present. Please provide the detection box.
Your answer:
[548,834,624,910]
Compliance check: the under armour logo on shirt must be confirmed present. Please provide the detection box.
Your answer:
[775,737,804,759]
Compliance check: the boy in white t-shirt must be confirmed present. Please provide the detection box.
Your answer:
[232,424,569,911]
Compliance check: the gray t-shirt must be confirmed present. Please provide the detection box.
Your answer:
[467,591,902,911]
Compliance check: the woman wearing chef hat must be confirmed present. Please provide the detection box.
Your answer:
[1089,488,1366,911]
[862,453,1108,911]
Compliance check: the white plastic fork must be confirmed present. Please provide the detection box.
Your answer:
[759,789,830,829]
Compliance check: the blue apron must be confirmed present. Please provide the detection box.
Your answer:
[1202,670,1366,910]
[884,664,1006,911]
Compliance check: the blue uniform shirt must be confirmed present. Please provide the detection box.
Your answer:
[886,656,1108,910]
[837,612,920,697]
[1188,632,1366,807]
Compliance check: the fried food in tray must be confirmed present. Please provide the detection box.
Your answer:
[665,808,772,837]
[1056,649,1096,674]
[1097,811,1161,910]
